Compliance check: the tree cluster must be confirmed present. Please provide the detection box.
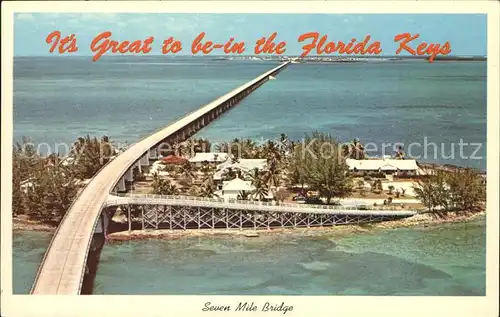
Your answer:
[12,135,116,223]
[413,169,486,214]
[287,131,353,204]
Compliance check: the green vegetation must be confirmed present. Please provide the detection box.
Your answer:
[413,169,486,215]
[151,172,180,195]
[288,131,353,204]
[13,135,116,223]
[71,135,115,179]
[342,138,366,159]
[13,130,486,227]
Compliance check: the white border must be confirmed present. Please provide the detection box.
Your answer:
[1,2,499,317]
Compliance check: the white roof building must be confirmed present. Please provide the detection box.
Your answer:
[346,158,419,173]
[214,159,267,180]
[222,177,254,192]
[220,177,273,201]
[188,152,229,164]
[221,177,255,201]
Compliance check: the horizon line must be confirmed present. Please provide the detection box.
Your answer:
[14,54,487,58]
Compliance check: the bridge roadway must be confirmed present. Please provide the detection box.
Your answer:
[31,61,291,295]
[105,194,418,217]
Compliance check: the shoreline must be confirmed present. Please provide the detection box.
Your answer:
[105,211,485,242]
[13,210,485,241]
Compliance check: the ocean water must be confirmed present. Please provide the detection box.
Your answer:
[12,231,52,294]
[13,57,486,170]
[12,218,486,295]
[12,57,487,294]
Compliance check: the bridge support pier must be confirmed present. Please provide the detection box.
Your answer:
[149,147,159,160]
[117,177,126,192]
[139,153,149,166]
[125,169,133,182]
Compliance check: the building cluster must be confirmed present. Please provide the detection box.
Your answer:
[147,152,272,201]
[144,151,421,201]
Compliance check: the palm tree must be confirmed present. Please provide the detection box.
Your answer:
[221,167,236,181]
[242,138,257,158]
[248,168,261,184]
[199,178,218,198]
[172,141,186,157]
[229,138,242,158]
[179,161,195,182]
[238,190,250,200]
[151,172,180,195]
[215,141,230,154]
[371,179,383,193]
[342,138,366,160]
[263,140,281,162]
[167,183,180,195]
[191,138,211,153]
[278,133,289,149]
[151,172,168,194]
[248,168,268,201]
[187,185,200,197]
[394,145,405,159]
[252,180,269,201]
[264,160,281,190]
[200,164,211,176]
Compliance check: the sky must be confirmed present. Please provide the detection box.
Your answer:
[14,13,487,57]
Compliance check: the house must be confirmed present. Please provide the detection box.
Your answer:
[219,177,273,201]
[188,152,229,167]
[346,158,419,176]
[220,177,255,201]
[214,159,267,181]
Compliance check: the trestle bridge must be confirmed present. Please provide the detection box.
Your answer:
[103,194,417,232]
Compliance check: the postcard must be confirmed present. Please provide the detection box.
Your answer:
[1,1,498,317]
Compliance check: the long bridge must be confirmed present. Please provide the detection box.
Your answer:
[31,60,417,295]
[31,61,291,295]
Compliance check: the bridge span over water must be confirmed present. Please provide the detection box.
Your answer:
[31,61,291,295]
[105,194,418,231]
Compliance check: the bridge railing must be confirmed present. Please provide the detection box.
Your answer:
[109,193,419,213]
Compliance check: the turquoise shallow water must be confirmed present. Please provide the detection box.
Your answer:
[12,57,487,294]
[12,231,52,294]
[12,218,485,295]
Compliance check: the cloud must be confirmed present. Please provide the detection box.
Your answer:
[16,13,34,21]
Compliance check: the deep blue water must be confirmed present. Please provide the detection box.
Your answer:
[13,56,486,169]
